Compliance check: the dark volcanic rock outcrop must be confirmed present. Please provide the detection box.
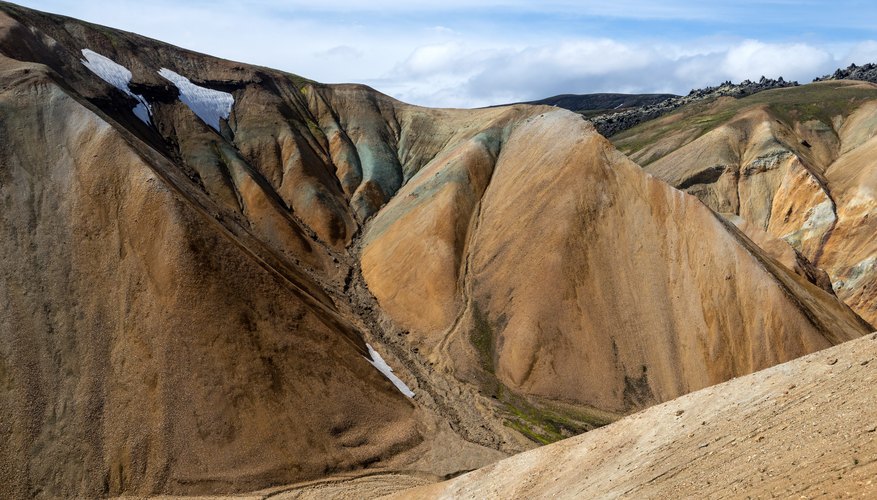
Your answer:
[815,62,877,84]
[591,77,798,136]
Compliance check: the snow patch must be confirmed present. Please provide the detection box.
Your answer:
[365,343,415,398]
[158,68,233,132]
[80,49,152,125]
[132,102,150,124]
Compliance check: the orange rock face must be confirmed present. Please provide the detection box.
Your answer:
[363,110,868,415]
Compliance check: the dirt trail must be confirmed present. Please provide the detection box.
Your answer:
[339,224,532,456]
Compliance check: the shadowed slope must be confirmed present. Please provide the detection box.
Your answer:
[0,57,425,498]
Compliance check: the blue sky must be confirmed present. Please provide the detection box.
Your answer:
[16,0,877,107]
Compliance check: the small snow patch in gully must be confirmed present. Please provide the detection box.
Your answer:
[80,49,152,125]
[366,343,415,398]
[158,68,233,132]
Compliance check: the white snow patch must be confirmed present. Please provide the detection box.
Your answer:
[158,68,233,132]
[365,343,415,398]
[132,102,150,124]
[80,49,152,125]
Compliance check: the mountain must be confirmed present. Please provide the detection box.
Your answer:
[518,93,676,116]
[613,81,877,327]
[0,2,872,498]
[396,332,877,499]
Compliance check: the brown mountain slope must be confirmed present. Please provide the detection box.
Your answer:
[613,82,877,325]
[0,7,506,499]
[0,2,872,498]
[395,332,877,499]
[361,108,869,421]
[0,52,511,499]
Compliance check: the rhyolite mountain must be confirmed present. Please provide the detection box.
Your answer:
[613,81,877,327]
[0,2,873,498]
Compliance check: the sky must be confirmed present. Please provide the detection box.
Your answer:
[16,1,877,108]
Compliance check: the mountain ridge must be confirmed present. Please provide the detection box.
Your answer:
[0,2,873,498]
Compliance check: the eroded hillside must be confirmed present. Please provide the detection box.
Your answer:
[614,81,877,325]
[0,2,872,498]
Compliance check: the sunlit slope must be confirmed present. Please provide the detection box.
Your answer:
[361,109,869,423]
[613,81,877,325]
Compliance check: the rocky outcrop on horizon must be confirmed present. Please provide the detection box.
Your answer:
[591,76,798,136]
[815,63,877,84]
[592,61,877,138]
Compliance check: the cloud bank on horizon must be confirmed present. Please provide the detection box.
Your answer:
[18,0,877,108]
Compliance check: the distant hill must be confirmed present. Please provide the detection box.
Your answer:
[521,93,676,116]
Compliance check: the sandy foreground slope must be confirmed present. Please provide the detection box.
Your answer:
[394,332,877,499]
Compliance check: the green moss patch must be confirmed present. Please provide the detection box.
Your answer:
[498,386,616,445]
[470,303,495,374]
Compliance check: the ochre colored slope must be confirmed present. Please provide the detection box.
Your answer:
[0,57,423,498]
[362,110,869,419]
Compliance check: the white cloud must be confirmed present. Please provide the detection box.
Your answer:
[844,41,877,67]
[721,40,832,82]
[400,42,472,77]
[316,45,364,60]
[15,1,877,108]
[374,38,852,107]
